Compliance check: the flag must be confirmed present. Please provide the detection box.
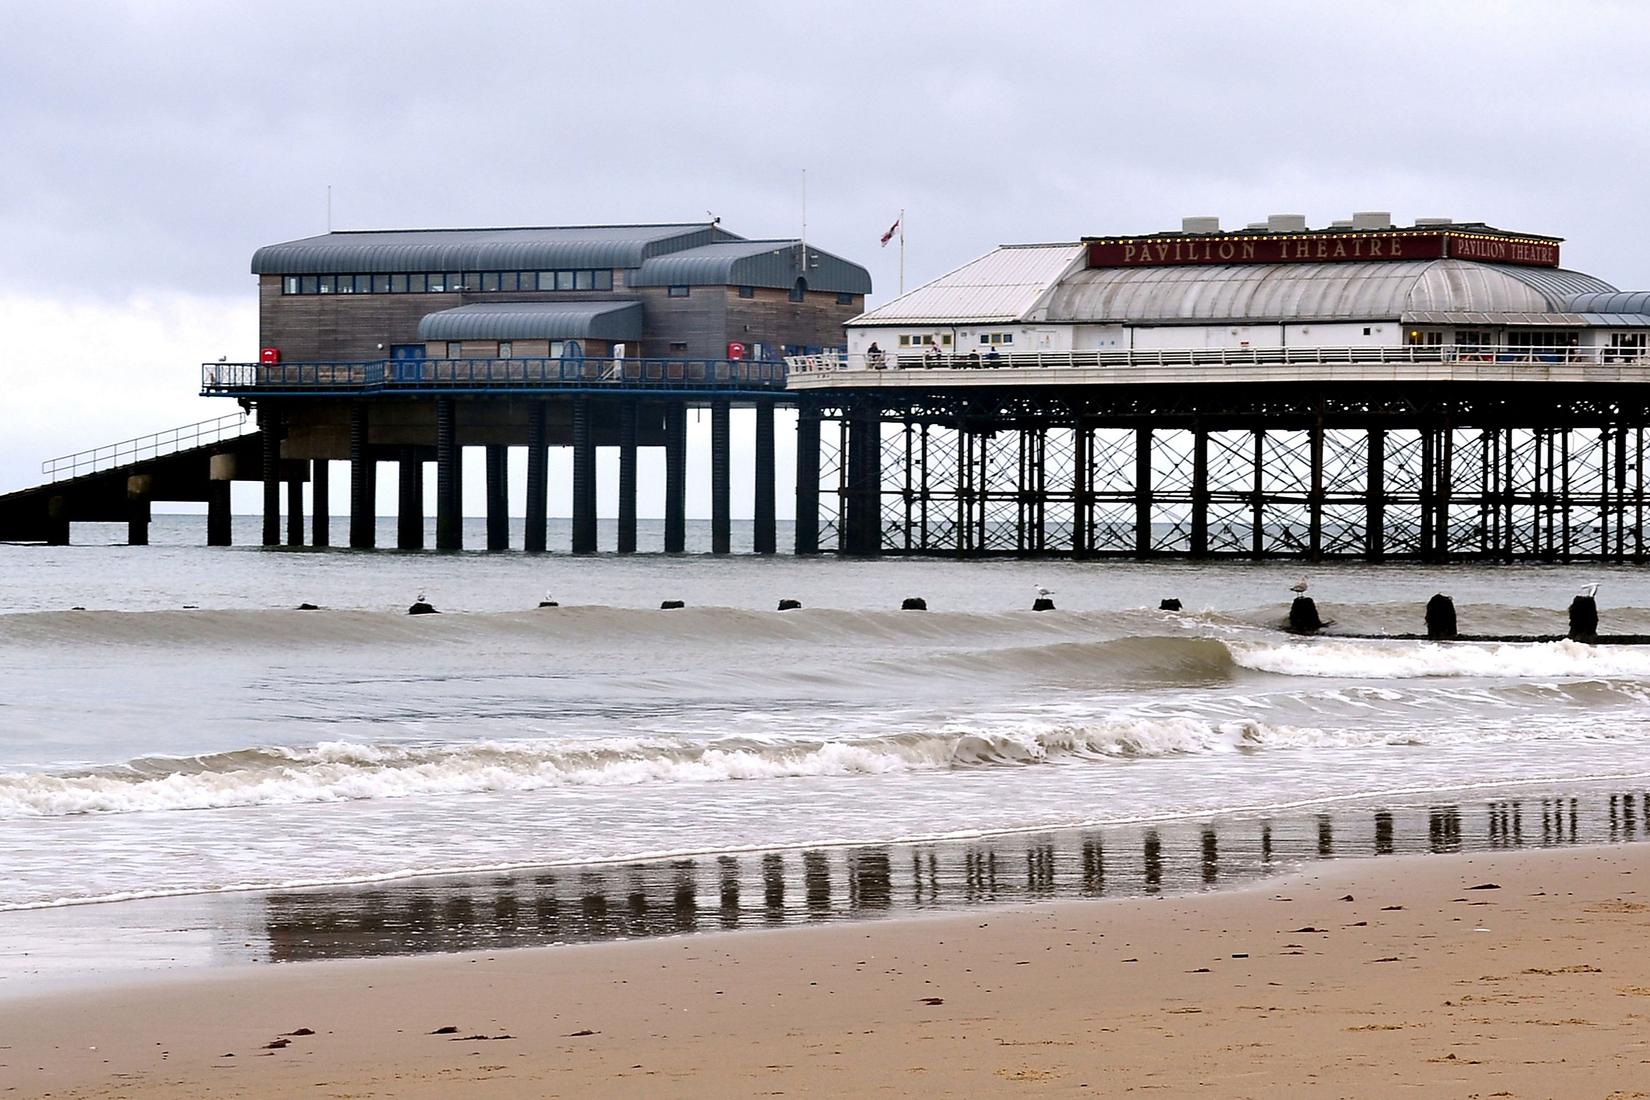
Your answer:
[880,217,900,247]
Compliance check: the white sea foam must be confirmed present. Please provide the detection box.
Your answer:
[1229,638,1650,680]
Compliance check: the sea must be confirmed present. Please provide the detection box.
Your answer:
[1,515,1648,988]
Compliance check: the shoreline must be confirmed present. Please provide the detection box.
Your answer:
[5,842,1648,1098]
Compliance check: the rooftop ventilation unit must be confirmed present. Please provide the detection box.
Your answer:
[1330,219,1354,228]
[1181,216,1220,234]
[1415,217,1454,226]
[1267,214,1308,232]
[1352,211,1394,230]
[1245,221,1270,231]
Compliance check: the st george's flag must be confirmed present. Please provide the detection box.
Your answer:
[880,217,901,247]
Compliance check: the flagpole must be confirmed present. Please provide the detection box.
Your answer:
[898,208,905,296]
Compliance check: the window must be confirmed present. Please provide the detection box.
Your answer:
[979,333,1013,345]
[593,269,613,291]
[499,272,518,292]
[899,334,935,347]
[446,342,463,359]
[444,273,463,291]
[282,276,300,294]
[837,292,855,305]
[537,272,557,291]
[481,272,500,292]
[371,274,390,293]
[940,334,952,346]
[789,277,807,303]
[498,341,513,359]
[356,274,374,293]
[300,275,318,294]
[575,270,594,290]
[407,273,427,293]
[317,275,334,294]
[556,271,575,291]
[391,274,409,293]
[428,275,445,292]
[549,341,566,358]
[463,273,482,291]
[669,341,688,353]
[738,285,755,299]
[668,285,690,298]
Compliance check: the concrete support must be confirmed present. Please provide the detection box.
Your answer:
[795,403,821,555]
[260,407,281,547]
[127,475,152,547]
[710,398,731,554]
[664,400,687,553]
[1133,426,1153,558]
[349,403,374,549]
[397,449,423,550]
[571,400,596,554]
[617,401,638,554]
[286,477,304,547]
[435,396,461,550]
[753,398,776,555]
[207,475,232,548]
[485,445,509,552]
[524,403,548,554]
[311,460,330,547]
[46,495,69,546]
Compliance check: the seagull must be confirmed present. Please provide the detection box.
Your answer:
[1581,582,1600,599]
[1035,585,1054,598]
[1289,577,1310,594]
[416,590,427,604]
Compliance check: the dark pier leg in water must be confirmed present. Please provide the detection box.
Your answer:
[435,397,461,551]
[311,460,329,547]
[207,478,232,547]
[349,404,374,550]
[1134,426,1152,558]
[753,399,776,555]
[1250,428,1264,557]
[524,403,547,554]
[127,475,151,547]
[843,406,882,555]
[794,402,821,555]
[1072,417,1092,558]
[710,398,731,554]
[1307,413,1324,561]
[46,495,69,546]
[486,445,510,552]
[664,401,687,553]
[1419,425,1435,560]
[1436,422,1454,562]
[1190,422,1208,558]
[571,400,595,554]
[397,449,423,550]
[260,407,281,547]
[617,401,638,554]
[285,477,304,547]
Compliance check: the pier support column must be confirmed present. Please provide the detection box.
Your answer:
[617,401,638,554]
[664,401,687,553]
[207,478,232,547]
[1307,413,1324,561]
[795,402,821,555]
[46,494,69,546]
[753,399,776,555]
[1437,422,1454,561]
[397,449,423,550]
[571,400,596,554]
[286,477,304,547]
[1190,422,1209,558]
[710,398,731,554]
[311,460,329,547]
[349,403,374,550]
[524,403,548,553]
[127,475,151,547]
[1419,424,1436,561]
[486,445,510,552]
[435,396,461,551]
[1366,427,1385,562]
[1250,429,1265,557]
[1133,426,1153,559]
[1072,417,1091,558]
[844,405,882,556]
[259,406,281,547]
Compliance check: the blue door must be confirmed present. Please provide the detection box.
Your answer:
[390,344,426,382]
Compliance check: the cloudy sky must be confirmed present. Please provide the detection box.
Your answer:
[5,0,1649,518]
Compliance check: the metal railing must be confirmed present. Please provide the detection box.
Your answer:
[41,412,254,482]
[202,357,789,393]
[787,344,1650,374]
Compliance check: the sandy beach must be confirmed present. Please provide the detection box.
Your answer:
[3,843,1646,1098]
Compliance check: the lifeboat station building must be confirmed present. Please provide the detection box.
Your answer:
[203,222,868,554]
[787,213,1650,561]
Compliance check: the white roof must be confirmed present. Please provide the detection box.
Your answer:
[850,243,1086,326]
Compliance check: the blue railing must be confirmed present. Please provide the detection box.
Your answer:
[201,357,789,394]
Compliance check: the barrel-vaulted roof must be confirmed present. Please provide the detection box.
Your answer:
[416,301,643,342]
[1044,259,1615,325]
[850,244,1087,325]
[251,224,738,275]
[627,240,871,295]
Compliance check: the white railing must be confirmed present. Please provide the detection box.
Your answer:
[41,412,254,483]
[787,344,1650,375]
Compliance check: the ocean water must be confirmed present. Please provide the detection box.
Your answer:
[1,516,1649,978]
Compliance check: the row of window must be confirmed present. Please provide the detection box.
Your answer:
[280,270,616,295]
[893,333,1016,348]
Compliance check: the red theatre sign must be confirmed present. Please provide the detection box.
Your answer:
[1086,232,1559,269]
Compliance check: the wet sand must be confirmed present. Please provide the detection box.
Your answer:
[4,843,1648,1099]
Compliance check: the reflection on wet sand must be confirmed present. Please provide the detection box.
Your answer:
[260,790,1648,965]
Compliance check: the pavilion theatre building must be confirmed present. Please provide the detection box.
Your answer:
[212,222,868,554]
[787,213,1650,560]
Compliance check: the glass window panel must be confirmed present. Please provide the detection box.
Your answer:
[499,272,517,292]
[283,276,300,294]
[317,275,334,293]
[739,285,755,299]
[447,273,465,292]
[428,274,445,292]
[407,273,426,293]
[300,276,318,294]
[593,269,613,290]
[390,274,408,293]
[498,341,513,359]
[837,292,854,304]
[373,274,391,293]
[556,271,575,291]
[537,272,557,291]
[575,270,593,290]
[355,274,373,293]
[447,342,462,359]
[668,285,689,298]
[481,272,500,292]
[463,273,483,291]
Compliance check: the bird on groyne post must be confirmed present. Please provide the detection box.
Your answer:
[1289,577,1310,595]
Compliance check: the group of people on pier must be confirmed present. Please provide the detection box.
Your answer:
[864,341,1002,370]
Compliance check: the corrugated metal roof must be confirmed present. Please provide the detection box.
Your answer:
[850,244,1086,325]
[1045,260,1616,324]
[627,240,871,294]
[251,224,734,274]
[416,301,644,341]
[1568,290,1650,314]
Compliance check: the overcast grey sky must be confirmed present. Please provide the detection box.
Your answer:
[5,0,1650,511]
